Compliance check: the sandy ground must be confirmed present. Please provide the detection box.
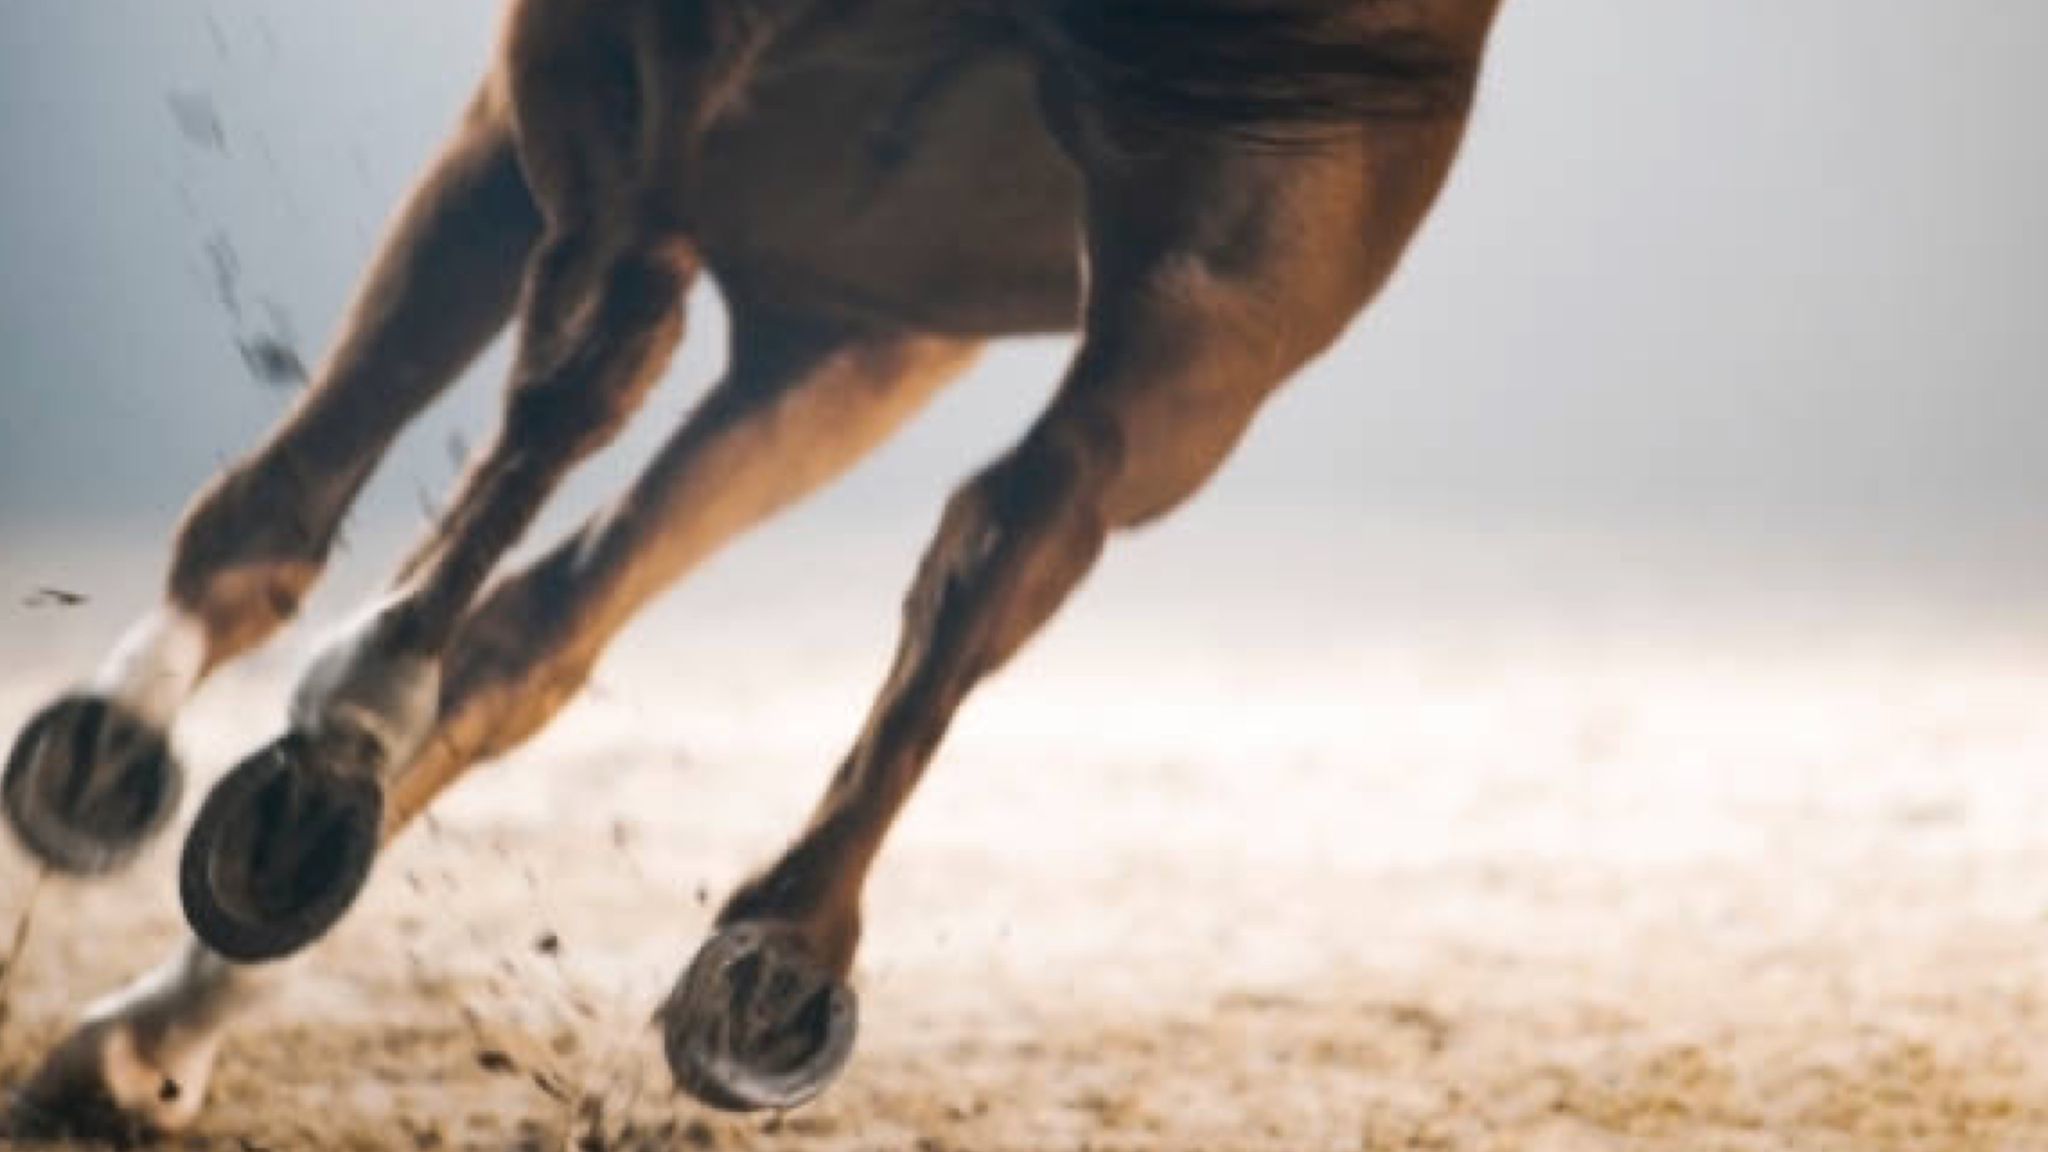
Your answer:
[3,521,2048,1150]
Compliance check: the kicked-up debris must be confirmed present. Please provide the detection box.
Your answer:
[239,331,308,387]
[476,1048,519,1076]
[21,587,88,608]
[166,89,227,153]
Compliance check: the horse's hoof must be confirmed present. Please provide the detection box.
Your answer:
[2,695,183,875]
[1,1018,202,1145]
[659,922,859,1112]
[179,732,383,963]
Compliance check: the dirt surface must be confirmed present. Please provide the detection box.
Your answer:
[4,526,2048,1150]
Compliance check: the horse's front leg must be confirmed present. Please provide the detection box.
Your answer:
[173,1,712,966]
[1,83,538,879]
[0,75,546,1152]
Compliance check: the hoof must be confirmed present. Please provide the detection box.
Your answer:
[179,732,383,963]
[3,695,183,875]
[2,1019,200,1145]
[659,923,858,1113]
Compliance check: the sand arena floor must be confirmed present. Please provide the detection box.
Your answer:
[3,523,2047,1150]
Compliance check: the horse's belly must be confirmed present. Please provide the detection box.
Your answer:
[693,46,1083,336]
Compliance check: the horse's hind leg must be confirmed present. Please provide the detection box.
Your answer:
[1,88,539,876]
[391,319,980,826]
[661,106,1479,1112]
[0,941,257,1142]
[4,317,976,1143]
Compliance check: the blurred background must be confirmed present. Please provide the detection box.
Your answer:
[3,4,2048,1147]
[2,2,2045,609]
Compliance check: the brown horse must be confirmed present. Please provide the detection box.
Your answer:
[2,0,1503,1137]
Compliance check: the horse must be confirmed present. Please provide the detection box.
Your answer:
[1,0,1504,1137]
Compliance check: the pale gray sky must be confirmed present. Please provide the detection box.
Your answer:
[0,1,2043,547]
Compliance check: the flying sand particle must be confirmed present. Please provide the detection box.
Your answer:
[21,588,88,608]
[239,332,309,387]
[166,90,227,153]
